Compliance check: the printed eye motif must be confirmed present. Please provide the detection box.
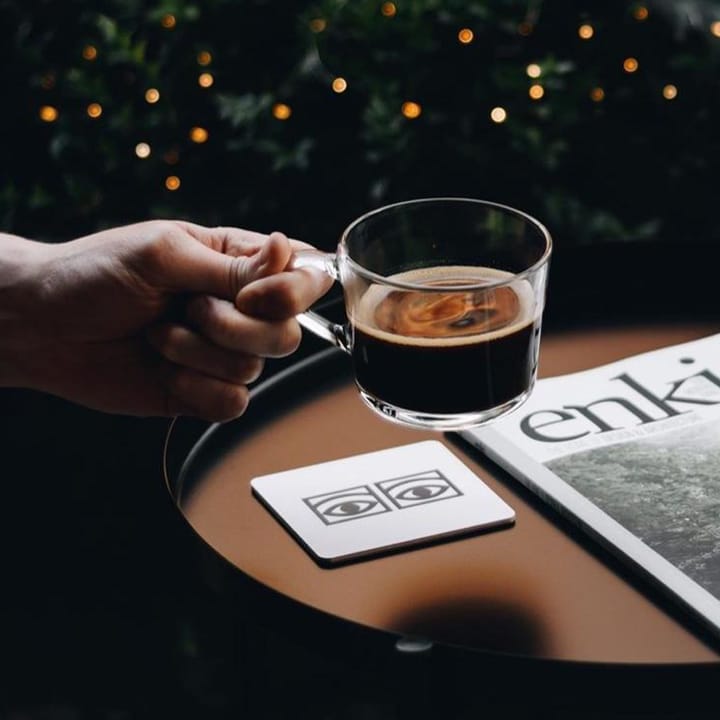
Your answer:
[377,469,462,509]
[304,485,390,525]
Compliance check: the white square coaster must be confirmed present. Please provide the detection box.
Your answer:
[250,440,515,566]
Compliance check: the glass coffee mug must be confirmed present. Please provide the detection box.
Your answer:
[293,198,552,430]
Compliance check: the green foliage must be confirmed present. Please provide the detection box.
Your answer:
[1,0,719,251]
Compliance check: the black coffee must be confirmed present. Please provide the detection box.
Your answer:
[351,266,539,415]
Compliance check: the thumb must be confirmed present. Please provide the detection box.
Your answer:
[179,231,292,301]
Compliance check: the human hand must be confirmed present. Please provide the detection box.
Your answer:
[0,221,332,420]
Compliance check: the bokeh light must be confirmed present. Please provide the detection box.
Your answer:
[135,142,151,158]
[145,88,160,103]
[332,77,348,93]
[197,51,212,66]
[401,101,422,119]
[529,84,544,100]
[161,14,176,29]
[381,3,397,18]
[578,24,594,40]
[190,126,209,143]
[272,103,292,120]
[458,28,474,44]
[526,63,542,78]
[623,57,639,73]
[165,175,181,191]
[198,73,214,88]
[82,45,98,61]
[87,103,102,118]
[590,87,606,102]
[490,106,507,123]
[39,105,58,122]
[663,84,678,100]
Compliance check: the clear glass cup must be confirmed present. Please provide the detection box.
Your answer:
[293,197,552,431]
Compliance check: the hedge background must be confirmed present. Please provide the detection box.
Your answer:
[2,0,720,252]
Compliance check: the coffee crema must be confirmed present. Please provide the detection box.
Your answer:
[350,266,540,415]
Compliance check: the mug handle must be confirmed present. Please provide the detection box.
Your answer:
[291,250,351,353]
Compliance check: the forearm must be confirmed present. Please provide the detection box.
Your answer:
[0,233,55,387]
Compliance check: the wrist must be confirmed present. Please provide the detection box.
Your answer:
[0,233,57,388]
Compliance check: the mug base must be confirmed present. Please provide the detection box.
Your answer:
[357,386,535,432]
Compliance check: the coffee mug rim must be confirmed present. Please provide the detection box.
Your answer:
[340,196,552,292]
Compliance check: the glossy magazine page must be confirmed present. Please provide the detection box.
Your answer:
[460,332,720,639]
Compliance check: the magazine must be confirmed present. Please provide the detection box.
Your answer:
[459,332,720,640]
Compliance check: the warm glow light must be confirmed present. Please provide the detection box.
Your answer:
[490,106,507,123]
[190,126,209,143]
[458,28,474,44]
[578,24,594,40]
[590,87,605,102]
[518,22,533,36]
[197,51,212,66]
[309,18,327,33]
[663,84,678,100]
[39,105,58,122]
[526,63,542,78]
[198,73,214,88]
[165,175,181,191]
[82,45,98,61]
[272,103,292,120]
[332,77,348,93]
[381,2,397,18]
[711,21,720,37]
[87,102,102,118]
[145,88,160,103]
[623,57,639,73]
[161,14,176,29]
[633,6,649,21]
[401,101,422,119]
[529,84,544,100]
[135,142,151,158]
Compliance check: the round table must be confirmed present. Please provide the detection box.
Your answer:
[165,320,720,712]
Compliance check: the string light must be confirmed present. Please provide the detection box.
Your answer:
[39,105,58,122]
[381,3,397,18]
[161,14,176,29]
[135,142,151,158]
[309,18,327,33]
[189,126,209,143]
[272,103,292,120]
[165,175,181,191]
[518,22,533,36]
[198,73,214,88]
[332,77,348,93]
[711,21,720,38]
[82,45,98,61]
[662,84,678,100]
[590,87,605,102]
[623,57,639,73]
[529,84,544,100]
[490,106,507,123]
[526,63,542,78]
[197,51,212,66]
[401,101,422,119]
[458,28,474,44]
[86,102,102,118]
[145,88,160,103]
[578,24,594,40]
[633,6,649,21]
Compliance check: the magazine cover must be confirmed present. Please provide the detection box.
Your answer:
[460,332,720,640]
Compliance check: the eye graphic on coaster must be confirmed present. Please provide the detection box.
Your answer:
[303,485,391,525]
[376,469,462,509]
